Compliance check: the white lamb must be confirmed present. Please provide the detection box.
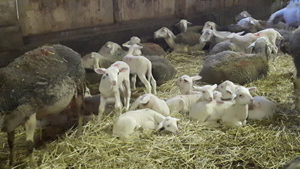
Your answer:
[248,96,276,120]
[217,80,276,120]
[176,75,202,95]
[122,36,142,56]
[176,19,192,33]
[190,85,256,128]
[130,94,170,116]
[122,44,157,94]
[166,84,217,114]
[113,109,179,138]
[94,61,131,116]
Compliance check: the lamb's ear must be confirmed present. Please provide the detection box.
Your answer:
[166,30,176,39]
[139,94,151,104]
[248,42,255,53]
[94,68,106,74]
[211,84,218,90]
[191,76,202,81]
[122,44,130,48]
[173,117,180,121]
[250,20,255,25]
[248,87,257,92]
[187,21,192,25]
[119,67,128,72]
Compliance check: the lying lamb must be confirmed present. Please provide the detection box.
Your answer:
[176,75,202,94]
[113,109,179,138]
[130,94,170,116]
[166,84,217,114]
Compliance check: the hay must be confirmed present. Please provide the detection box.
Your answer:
[1,52,300,169]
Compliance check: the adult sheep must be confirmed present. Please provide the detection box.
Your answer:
[290,28,300,110]
[268,2,300,27]
[0,44,86,165]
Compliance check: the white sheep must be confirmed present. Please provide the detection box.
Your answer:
[176,19,192,33]
[130,93,170,116]
[94,61,131,116]
[98,41,123,56]
[202,21,217,33]
[81,52,103,69]
[122,44,157,94]
[122,36,142,56]
[166,84,217,114]
[248,96,276,120]
[113,108,179,138]
[253,28,283,54]
[176,75,202,95]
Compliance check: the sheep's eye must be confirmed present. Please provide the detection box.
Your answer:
[117,72,120,75]
[202,91,206,94]
[167,125,170,128]
[239,94,243,97]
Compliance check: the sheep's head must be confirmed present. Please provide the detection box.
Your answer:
[199,29,214,43]
[193,84,217,102]
[100,41,122,55]
[176,19,192,32]
[248,37,273,58]
[122,38,143,56]
[123,36,142,46]
[176,75,202,94]
[157,116,179,133]
[234,86,256,105]
[217,80,237,100]
[202,21,217,32]
[235,11,252,22]
[213,91,223,102]
[94,66,128,86]
[154,27,176,39]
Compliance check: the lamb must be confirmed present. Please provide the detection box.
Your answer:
[112,109,179,138]
[176,75,202,95]
[248,96,276,120]
[94,61,131,116]
[217,80,238,100]
[130,94,170,116]
[154,27,201,52]
[166,84,217,114]
[248,37,273,60]
[175,19,192,33]
[189,85,255,127]
[122,44,157,94]
[122,36,142,56]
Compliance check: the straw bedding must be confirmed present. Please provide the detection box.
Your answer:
[0,51,299,169]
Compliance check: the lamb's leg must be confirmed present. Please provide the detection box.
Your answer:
[138,73,152,93]
[124,80,131,111]
[25,113,36,167]
[113,88,122,116]
[150,75,157,95]
[98,95,107,119]
[74,96,83,134]
[131,74,137,90]
[7,131,15,166]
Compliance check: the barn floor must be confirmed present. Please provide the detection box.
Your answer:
[0,51,300,169]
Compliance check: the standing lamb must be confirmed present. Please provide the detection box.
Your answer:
[122,44,157,94]
[113,109,179,138]
[94,61,131,116]
[130,94,170,116]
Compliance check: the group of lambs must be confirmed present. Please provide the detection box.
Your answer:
[85,27,276,139]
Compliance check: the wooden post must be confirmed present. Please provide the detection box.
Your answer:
[112,0,121,23]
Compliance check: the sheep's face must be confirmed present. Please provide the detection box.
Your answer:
[213,91,223,101]
[202,21,217,32]
[154,27,175,39]
[200,29,214,43]
[193,84,217,102]
[157,116,179,133]
[95,67,119,86]
[234,86,256,105]
[249,37,272,57]
[217,80,236,100]
[176,75,192,88]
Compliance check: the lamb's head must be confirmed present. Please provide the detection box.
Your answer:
[123,36,142,56]
[202,21,217,32]
[235,11,252,22]
[123,43,143,55]
[234,86,256,105]
[199,29,214,44]
[82,52,103,69]
[176,19,192,32]
[248,37,272,58]
[94,66,128,86]
[100,41,122,55]
[217,80,237,100]
[176,75,202,94]
[157,116,180,133]
[154,27,176,40]
[193,84,217,102]
[213,91,223,102]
